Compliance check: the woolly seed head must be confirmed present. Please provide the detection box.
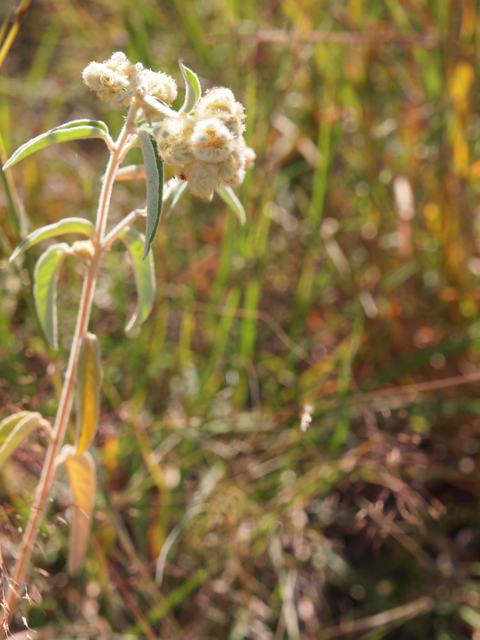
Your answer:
[218,147,246,188]
[138,69,178,105]
[190,118,234,163]
[179,160,220,200]
[154,116,195,166]
[82,62,105,93]
[196,87,246,137]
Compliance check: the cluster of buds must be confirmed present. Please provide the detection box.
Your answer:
[83,53,254,200]
[154,88,255,200]
[82,52,177,110]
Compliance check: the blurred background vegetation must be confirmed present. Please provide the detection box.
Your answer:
[3,0,480,638]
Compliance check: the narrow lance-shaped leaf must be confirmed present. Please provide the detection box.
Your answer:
[34,242,70,349]
[76,333,103,455]
[119,227,156,331]
[64,449,96,574]
[0,412,31,445]
[0,413,42,466]
[9,217,94,262]
[179,61,201,114]
[139,130,164,260]
[164,178,188,218]
[3,122,109,170]
[52,119,109,134]
[216,185,246,225]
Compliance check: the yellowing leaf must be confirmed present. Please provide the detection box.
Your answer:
[64,450,96,574]
[76,333,103,454]
[470,159,480,179]
[452,123,469,176]
[449,62,475,104]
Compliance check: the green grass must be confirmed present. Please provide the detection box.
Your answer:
[2,0,480,638]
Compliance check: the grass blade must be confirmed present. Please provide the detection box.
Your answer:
[216,185,246,225]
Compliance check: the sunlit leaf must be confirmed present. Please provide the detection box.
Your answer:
[113,164,146,181]
[3,121,109,170]
[0,411,31,445]
[9,217,94,262]
[139,130,164,259]
[52,119,109,134]
[216,185,246,225]
[179,61,201,114]
[164,178,188,217]
[460,606,480,631]
[119,227,156,331]
[76,333,103,455]
[34,242,69,349]
[0,412,42,466]
[64,450,96,574]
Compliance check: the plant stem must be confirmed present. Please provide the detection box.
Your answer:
[2,104,139,628]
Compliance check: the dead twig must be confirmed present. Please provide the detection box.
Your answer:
[237,29,468,58]
[318,595,434,639]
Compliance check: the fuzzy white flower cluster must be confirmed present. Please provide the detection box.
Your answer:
[82,53,254,201]
[82,52,177,109]
[155,88,255,200]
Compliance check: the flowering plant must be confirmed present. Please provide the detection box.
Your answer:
[0,52,253,630]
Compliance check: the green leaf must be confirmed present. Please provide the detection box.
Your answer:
[179,61,201,114]
[52,119,109,134]
[139,130,164,260]
[64,449,96,574]
[0,412,42,466]
[216,185,246,225]
[76,333,103,455]
[34,242,69,349]
[9,217,94,262]
[3,123,108,170]
[164,178,188,217]
[0,412,33,446]
[460,606,480,631]
[119,226,156,331]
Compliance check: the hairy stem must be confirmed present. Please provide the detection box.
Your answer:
[2,104,139,628]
